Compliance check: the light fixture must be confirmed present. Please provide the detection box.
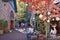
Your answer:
[47,19,50,23]
[25,3,28,6]
[33,17,35,20]
[52,18,54,21]
[56,17,60,21]
[39,14,43,19]
[47,11,51,15]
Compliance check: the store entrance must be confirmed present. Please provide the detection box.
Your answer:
[50,21,60,34]
[10,20,14,30]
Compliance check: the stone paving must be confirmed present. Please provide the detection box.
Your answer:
[15,28,60,40]
[0,29,60,40]
[0,30,27,40]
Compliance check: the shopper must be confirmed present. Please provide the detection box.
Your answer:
[26,27,34,40]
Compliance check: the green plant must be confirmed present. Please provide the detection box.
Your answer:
[3,20,8,33]
[0,19,4,29]
[0,19,8,33]
[3,20,8,28]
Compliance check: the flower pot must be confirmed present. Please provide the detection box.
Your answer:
[0,29,3,34]
[3,20,8,33]
[4,27,8,33]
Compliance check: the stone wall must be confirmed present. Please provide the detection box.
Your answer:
[0,1,15,30]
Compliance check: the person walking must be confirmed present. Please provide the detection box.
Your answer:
[26,27,34,40]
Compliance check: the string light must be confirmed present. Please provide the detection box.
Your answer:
[39,14,43,19]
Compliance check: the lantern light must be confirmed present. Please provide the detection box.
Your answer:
[33,17,35,20]
[39,14,43,18]
[25,3,28,6]
[47,11,51,15]
[47,19,50,23]
[52,18,54,21]
[56,17,60,21]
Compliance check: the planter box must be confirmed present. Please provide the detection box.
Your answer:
[4,27,8,33]
[0,30,3,34]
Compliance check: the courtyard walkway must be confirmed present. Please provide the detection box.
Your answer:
[0,30,27,40]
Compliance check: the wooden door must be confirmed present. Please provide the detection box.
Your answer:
[10,20,14,30]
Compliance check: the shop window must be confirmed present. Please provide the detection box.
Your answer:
[4,4,6,6]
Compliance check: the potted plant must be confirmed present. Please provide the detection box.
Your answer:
[3,20,8,33]
[0,19,4,34]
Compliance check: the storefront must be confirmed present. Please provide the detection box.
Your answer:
[50,17,60,34]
